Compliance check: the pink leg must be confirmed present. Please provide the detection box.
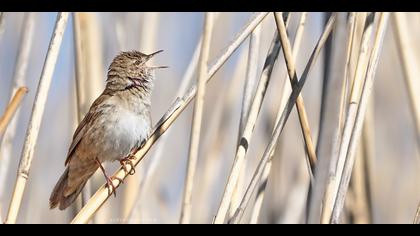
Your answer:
[95,158,123,197]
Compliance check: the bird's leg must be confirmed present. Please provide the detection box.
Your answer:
[95,158,123,197]
[120,150,137,175]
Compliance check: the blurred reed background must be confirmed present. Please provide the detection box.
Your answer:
[0,12,419,224]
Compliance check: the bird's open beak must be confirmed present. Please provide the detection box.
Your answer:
[147,50,168,69]
[149,65,169,69]
[147,50,164,58]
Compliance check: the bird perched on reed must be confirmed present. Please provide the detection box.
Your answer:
[50,50,167,210]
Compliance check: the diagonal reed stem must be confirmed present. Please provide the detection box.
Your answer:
[0,88,28,138]
[274,12,317,173]
[414,201,420,224]
[249,12,308,224]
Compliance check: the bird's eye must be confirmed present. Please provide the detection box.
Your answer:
[134,60,141,65]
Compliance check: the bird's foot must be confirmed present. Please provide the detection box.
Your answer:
[96,158,123,197]
[120,154,136,175]
[105,175,124,197]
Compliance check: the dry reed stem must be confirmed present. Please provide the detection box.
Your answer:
[4,12,69,224]
[320,13,374,224]
[309,13,351,223]
[0,88,28,221]
[310,13,366,224]
[350,124,371,223]
[339,13,365,140]
[331,12,389,223]
[229,14,337,224]
[330,12,358,211]
[345,97,374,224]
[71,13,96,221]
[360,98,374,223]
[249,12,308,224]
[346,97,374,224]
[0,12,35,153]
[339,12,357,136]
[194,46,249,222]
[238,24,261,144]
[348,13,368,87]
[274,12,317,172]
[72,12,92,212]
[73,12,106,222]
[72,12,85,123]
[414,201,420,224]
[392,12,420,152]
[213,19,284,224]
[127,33,203,222]
[229,22,262,219]
[0,87,28,137]
[76,13,104,106]
[0,13,36,222]
[70,12,269,224]
[180,12,214,224]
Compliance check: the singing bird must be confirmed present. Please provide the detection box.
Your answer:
[50,50,167,210]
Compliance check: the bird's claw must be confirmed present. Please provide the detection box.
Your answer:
[105,176,124,197]
[120,154,136,175]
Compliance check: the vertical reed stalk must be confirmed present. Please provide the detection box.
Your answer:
[331,12,389,223]
[4,12,69,224]
[0,12,36,195]
[194,41,248,222]
[308,12,366,224]
[320,13,375,224]
[229,23,262,219]
[71,12,95,222]
[180,12,214,224]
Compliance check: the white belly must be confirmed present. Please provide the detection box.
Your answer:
[99,109,150,162]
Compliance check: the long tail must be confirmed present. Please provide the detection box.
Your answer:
[49,167,88,210]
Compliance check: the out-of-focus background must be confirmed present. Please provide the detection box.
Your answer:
[0,12,419,224]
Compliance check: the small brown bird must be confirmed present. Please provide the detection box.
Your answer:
[49,50,167,210]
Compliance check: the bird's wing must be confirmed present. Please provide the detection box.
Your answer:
[65,93,111,165]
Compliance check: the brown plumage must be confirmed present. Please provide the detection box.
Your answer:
[50,50,167,210]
